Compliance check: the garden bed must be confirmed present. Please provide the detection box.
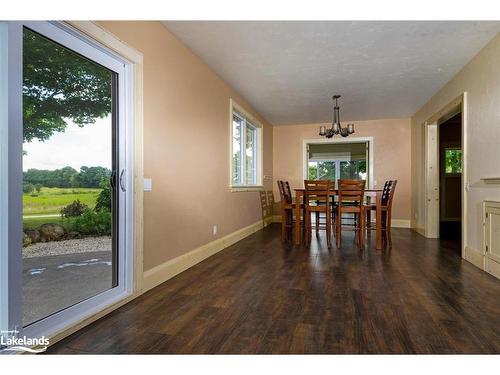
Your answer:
[23,236,112,258]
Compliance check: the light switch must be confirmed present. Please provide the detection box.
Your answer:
[144,178,153,192]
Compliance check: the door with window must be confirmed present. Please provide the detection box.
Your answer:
[1,21,132,344]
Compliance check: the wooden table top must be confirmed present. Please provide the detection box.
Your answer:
[294,188,383,192]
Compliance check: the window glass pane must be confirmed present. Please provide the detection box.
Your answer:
[308,162,318,179]
[232,115,242,185]
[317,161,335,180]
[245,124,256,185]
[445,149,462,173]
[340,160,366,180]
[22,28,116,326]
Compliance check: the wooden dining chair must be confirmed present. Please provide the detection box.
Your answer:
[259,190,275,229]
[266,190,275,221]
[304,179,332,248]
[334,179,366,249]
[259,190,270,229]
[365,180,397,247]
[277,180,303,241]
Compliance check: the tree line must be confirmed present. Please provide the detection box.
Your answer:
[24,166,111,189]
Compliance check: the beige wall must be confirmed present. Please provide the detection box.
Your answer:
[273,118,412,221]
[97,21,273,271]
[411,32,500,252]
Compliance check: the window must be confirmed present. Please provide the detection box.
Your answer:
[308,159,366,182]
[1,21,135,343]
[230,101,262,188]
[445,148,462,174]
[307,142,369,186]
[308,161,336,180]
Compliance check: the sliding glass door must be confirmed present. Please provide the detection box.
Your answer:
[1,21,132,345]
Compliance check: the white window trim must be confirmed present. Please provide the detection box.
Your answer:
[302,137,374,189]
[229,99,263,191]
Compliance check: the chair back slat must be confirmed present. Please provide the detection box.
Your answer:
[277,180,285,201]
[266,190,275,210]
[338,179,366,205]
[259,190,270,221]
[283,181,293,204]
[277,180,293,204]
[304,179,332,206]
[382,180,397,207]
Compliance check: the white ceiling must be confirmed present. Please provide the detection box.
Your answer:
[163,21,500,125]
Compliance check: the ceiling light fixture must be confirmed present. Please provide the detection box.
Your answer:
[319,95,354,138]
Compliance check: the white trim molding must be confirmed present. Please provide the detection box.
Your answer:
[422,93,468,258]
[412,225,426,237]
[391,219,411,228]
[464,246,485,270]
[228,98,264,191]
[302,136,375,189]
[143,219,271,292]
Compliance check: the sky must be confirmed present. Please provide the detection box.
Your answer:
[23,117,112,171]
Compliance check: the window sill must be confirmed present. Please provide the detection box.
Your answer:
[229,186,264,192]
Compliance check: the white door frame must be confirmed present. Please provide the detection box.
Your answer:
[1,20,136,342]
[302,136,374,188]
[424,122,439,238]
[423,93,468,258]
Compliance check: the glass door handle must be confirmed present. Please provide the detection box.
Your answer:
[110,170,117,189]
[119,169,126,192]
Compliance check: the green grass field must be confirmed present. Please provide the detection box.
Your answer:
[23,187,101,215]
[23,187,101,231]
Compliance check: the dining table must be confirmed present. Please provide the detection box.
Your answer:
[293,188,385,250]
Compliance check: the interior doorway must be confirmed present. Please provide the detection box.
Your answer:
[439,113,462,253]
[424,93,467,258]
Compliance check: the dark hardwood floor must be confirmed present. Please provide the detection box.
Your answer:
[47,224,500,354]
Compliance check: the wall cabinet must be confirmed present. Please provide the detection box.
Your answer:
[484,201,500,279]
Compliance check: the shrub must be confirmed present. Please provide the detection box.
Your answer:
[95,183,112,212]
[23,182,35,194]
[69,208,112,236]
[60,199,88,218]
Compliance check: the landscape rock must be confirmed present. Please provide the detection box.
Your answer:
[25,229,41,244]
[23,233,32,247]
[66,231,82,240]
[39,223,66,242]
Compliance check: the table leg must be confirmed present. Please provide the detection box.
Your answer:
[376,191,382,250]
[294,190,303,246]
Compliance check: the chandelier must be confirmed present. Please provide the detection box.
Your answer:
[319,95,355,138]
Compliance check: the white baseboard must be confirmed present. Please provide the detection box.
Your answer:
[413,226,425,237]
[142,219,268,292]
[486,258,500,279]
[391,219,411,228]
[464,246,485,270]
[462,246,500,281]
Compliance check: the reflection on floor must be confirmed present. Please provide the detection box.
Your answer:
[48,224,500,354]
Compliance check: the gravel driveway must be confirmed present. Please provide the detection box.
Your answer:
[23,236,112,258]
